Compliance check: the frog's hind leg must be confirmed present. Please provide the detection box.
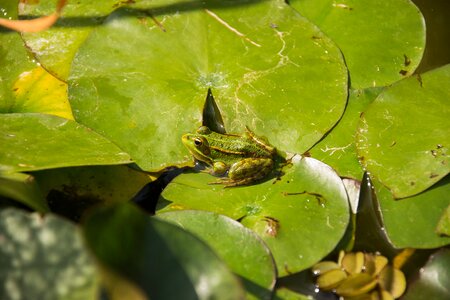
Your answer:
[209,158,273,187]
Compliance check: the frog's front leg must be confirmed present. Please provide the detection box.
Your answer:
[211,158,273,187]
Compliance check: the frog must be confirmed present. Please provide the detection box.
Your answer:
[182,126,277,187]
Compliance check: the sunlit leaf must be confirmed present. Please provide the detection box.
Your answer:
[69,0,348,171]
[83,203,245,299]
[158,210,276,300]
[376,176,450,249]
[0,208,99,300]
[0,113,132,172]
[310,88,382,180]
[356,65,450,198]
[158,155,349,276]
[289,0,425,89]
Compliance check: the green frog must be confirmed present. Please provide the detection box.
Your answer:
[182,126,277,187]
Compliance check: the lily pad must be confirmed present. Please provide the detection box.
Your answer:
[158,210,277,300]
[158,155,350,276]
[0,208,99,300]
[309,88,382,179]
[356,65,450,198]
[402,249,450,300]
[0,172,48,212]
[376,176,450,249]
[18,0,125,80]
[289,0,425,89]
[83,203,245,299]
[0,113,132,173]
[69,0,348,171]
[0,2,65,116]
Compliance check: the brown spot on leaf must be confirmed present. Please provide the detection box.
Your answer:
[403,54,411,66]
[263,216,279,237]
[429,174,439,179]
[410,181,415,186]
[303,151,311,157]
[431,150,438,157]
[399,70,408,76]
[416,74,423,87]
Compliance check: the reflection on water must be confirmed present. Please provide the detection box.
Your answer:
[412,0,450,73]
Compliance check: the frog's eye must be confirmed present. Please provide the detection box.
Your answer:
[197,126,211,134]
[194,138,203,146]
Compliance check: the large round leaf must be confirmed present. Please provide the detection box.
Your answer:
[289,0,425,89]
[0,113,132,172]
[158,210,277,300]
[83,203,245,299]
[376,177,450,249]
[157,155,350,276]
[69,0,348,171]
[0,208,99,300]
[356,65,450,198]
[309,88,382,179]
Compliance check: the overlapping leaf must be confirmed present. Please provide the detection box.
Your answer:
[158,210,276,300]
[0,113,132,173]
[83,203,245,299]
[68,0,347,171]
[289,0,425,88]
[356,65,450,198]
[158,155,350,276]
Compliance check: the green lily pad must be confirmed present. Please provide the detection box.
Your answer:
[289,0,425,89]
[158,155,350,276]
[0,208,99,300]
[83,203,245,299]
[0,113,132,173]
[309,88,382,179]
[356,65,450,198]
[0,2,69,117]
[18,0,125,80]
[0,172,48,212]
[69,0,348,171]
[436,204,450,237]
[376,176,450,249]
[402,249,450,300]
[158,210,276,300]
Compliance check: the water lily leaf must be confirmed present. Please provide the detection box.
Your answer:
[0,113,132,173]
[83,203,245,299]
[289,0,425,89]
[0,172,48,212]
[0,2,72,119]
[402,249,450,300]
[69,0,348,171]
[0,208,99,300]
[376,176,450,249]
[158,210,276,300]
[356,65,450,198]
[18,0,125,80]
[436,204,450,237]
[10,66,73,119]
[158,155,350,276]
[310,88,382,180]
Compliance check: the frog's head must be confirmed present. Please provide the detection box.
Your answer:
[182,126,213,164]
